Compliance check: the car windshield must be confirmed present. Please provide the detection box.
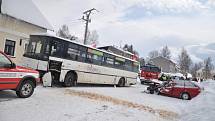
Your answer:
[0,53,11,68]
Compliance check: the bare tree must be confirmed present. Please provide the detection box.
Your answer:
[190,62,203,78]
[70,35,79,41]
[178,48,192,75]
[123,44,139,55]
[86,30,99,45]
[203,57,214,79]
[133,50,139,56]
[139,57,145,66]
[148,50,159,59]
[56,25,72,39]
[160,45,171,59]
[123,44,133,53]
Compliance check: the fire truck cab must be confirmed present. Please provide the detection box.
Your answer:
[140,64,161,84]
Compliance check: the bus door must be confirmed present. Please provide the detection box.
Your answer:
[49,39,65,81]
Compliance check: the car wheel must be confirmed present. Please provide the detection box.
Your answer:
[118,78,125,87]
[16,80,34,98]
[181,92,190,100]
[64,72,77,87]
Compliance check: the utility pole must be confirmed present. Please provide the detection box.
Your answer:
[0,0,2,13]
[82,8,97,45]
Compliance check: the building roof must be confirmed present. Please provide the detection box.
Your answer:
[150,56,176,65]
[1,0,53,30]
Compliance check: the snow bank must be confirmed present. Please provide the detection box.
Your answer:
[180,80,215,121]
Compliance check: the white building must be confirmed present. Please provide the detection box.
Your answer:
[0,0,53,64]
[149,56,180,73]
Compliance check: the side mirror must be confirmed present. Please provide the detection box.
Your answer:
[11,63,16,68]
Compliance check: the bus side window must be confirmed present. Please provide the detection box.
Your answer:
[132,62,139,72]
[105,57,114,67]
[114,57,125,69]
[50,40,64,57]
[92,54,103,65]
[125,60,132,71]
[66,43,79,61]
[86,53,93,63]
[77,51,86,62]
[77,46,87,62]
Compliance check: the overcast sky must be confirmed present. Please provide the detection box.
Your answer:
[32,0,215,60]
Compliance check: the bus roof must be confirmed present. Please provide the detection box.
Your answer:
[30,33,139,63]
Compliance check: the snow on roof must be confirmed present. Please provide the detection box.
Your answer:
[1,0,53,30]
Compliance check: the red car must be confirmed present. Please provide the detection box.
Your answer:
[0,51,40,98]
[140,65,161,84]
[159,80,201,100]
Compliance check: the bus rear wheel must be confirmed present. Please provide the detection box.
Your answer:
[118,78,125,87]
[64,72,77,87]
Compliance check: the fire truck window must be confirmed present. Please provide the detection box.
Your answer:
[142,66,150,72]
[151,67,160,73]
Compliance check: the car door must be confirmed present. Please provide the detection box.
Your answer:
[0,52,18,90]
[160,82,175,96]
[171,80,185,98]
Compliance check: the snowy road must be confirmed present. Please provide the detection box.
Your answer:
[0,81,214,121]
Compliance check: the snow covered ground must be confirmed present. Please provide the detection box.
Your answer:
[0,80,214,121]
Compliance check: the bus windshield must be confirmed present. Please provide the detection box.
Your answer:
[24,36,49,60]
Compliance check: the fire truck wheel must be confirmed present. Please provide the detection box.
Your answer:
[16,80,34,98]
[64,72,77,87]
[118,77,125,87]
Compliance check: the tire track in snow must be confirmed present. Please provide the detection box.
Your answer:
[64,89,178,120]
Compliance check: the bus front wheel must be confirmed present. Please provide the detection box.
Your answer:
[64,72,77,87]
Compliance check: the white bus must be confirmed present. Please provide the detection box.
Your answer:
[22,34,139,87]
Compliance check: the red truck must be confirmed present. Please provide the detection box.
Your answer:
[140,64,161,84]
[0,51,40,98]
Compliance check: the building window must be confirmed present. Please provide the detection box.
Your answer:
[4,39,16,56]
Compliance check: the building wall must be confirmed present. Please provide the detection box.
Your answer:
[0,14,47,64]
[151,57,177,73]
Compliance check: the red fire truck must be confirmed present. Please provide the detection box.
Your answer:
[0,51,40,98]
[140,64,161,84]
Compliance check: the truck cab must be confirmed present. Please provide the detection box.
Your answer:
[140,64,161,84]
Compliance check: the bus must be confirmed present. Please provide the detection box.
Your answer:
[22,34,139,87]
